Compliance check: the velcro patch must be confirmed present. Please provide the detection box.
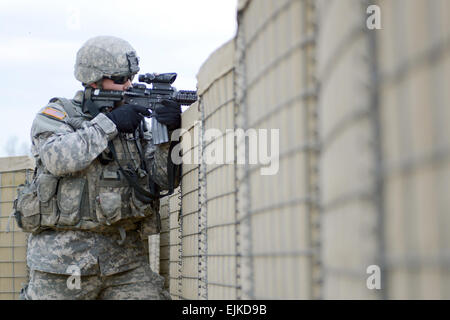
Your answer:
[42,107,67,120]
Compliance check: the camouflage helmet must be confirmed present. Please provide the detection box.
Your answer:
[74,35,140,85]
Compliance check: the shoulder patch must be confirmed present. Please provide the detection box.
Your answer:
[41,107,67,121]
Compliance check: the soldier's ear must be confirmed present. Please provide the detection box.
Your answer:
[90,83,98,89]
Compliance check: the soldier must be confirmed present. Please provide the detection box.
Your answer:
[19,36,181,300]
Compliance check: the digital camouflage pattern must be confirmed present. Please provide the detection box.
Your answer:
[26,229,149,276]
[21,263,171,300]
[24,89,173,299]
[31,102,116,176]
[74,35,140,85]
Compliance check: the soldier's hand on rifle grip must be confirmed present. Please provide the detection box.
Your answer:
[106,104,151,133]
[154,99,182,131]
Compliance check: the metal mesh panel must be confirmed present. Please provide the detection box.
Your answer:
[236,0,319,299]
[317,0,381,299]
[180,102,201,300]
[234,9,251,300]
[0,156,34,300]
[201,41,237,300]
[377,0,450,299]
[158,196,170,292]
[167,188,182,299]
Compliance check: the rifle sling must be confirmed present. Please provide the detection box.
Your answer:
[108,141,159,203]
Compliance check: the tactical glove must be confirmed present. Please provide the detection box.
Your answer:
[154,99,182,130]
[106,104,151,133]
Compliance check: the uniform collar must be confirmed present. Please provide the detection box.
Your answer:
[72,90,94,119]
[73,90,84,105]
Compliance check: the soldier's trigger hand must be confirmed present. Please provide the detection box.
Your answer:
[105,104,150,133]
[154,100,181,130]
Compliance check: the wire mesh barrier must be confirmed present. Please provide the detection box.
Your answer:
[317,0,381,299]
[180,102,201,299]
[158,196,170,293]
[377,0,450,299]
[159,0,322,300]
[0,156,34,300]
[166,187,182,299]
[236,0,319,299]
[157,0,450,300]
[200,40,237,300]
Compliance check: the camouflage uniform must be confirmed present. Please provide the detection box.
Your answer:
[22,263,170,300]
[20,36,173,300]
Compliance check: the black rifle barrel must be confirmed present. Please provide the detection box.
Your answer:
[91,89,124,101]
[91,88,197,106]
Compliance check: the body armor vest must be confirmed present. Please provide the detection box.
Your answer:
[14,97,160,239]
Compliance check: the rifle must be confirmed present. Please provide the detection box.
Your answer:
[85,72,198,144]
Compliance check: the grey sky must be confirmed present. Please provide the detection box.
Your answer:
[0,0,237,157]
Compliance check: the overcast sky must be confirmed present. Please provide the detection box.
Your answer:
[0,0,238,157]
